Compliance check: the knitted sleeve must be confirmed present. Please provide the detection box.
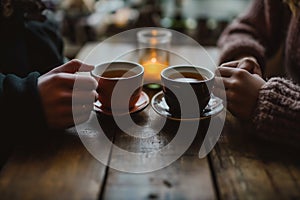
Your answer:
[217,0,291,71]
[252,77,300,147]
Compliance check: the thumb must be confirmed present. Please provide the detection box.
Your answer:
[237,60,254,72]
[54,59,95,73]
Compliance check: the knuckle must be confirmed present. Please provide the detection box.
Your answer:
[242,57,253,63]
[241,57,256,64]
[234,69,247,78]
[228,80,238,88]
[69,59,82,66]
[53,73,68,83]
[51,73,63,82]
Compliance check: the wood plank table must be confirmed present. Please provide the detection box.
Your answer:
[0,42,299,200]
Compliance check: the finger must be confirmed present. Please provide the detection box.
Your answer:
[238,57,258,65]
[220,60,239,68]
[55,59,95,73]
[236,57,263,76]
[213,88,238,111]
[72,90,98,104]
[51,89,97,106]
[217,66,237,77]
[55,73,97,90]
[214,68,222,77]
[237,59,255,72]
[72,104,94,115]
[74,75,98,90]
[224,92,240,115]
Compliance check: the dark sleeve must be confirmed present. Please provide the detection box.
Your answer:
[0,72,48,134]
[217,0,291,71]
[25,17,64,74]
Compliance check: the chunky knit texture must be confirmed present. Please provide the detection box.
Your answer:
[253,78,300,146]
[217,0,300,146]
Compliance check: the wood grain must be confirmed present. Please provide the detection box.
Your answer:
[210,112,300,200]
[0,113,115,200]
[102,88,217,200]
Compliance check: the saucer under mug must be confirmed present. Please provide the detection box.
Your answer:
[151,91,224,121]
[94,91,149,116]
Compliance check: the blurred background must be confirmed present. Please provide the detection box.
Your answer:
[44,0,252,59]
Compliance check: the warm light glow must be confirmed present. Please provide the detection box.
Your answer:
[139,48,169,83]
[141,58,168,83]
[151,30,158,36]
[151,57,157,63]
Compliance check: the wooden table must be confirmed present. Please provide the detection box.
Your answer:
[0,42,299,200]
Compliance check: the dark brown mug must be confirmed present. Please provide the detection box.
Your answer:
[161,65,215,117]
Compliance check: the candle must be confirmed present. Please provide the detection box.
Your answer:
[137,28,172,88]
[141,57,168,83]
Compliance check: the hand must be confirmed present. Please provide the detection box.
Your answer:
[220,56,263,77]
[38,59,98,129]
[214,66,266,120]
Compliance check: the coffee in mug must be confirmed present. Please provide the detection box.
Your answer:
[168,72,208,82]
[101,69,137,78]
[161,65,215,117]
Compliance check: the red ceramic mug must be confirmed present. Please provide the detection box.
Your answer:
[91,61,144,112]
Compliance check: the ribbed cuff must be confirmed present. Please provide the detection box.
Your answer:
[252,77,300,146]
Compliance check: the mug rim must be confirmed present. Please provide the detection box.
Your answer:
[161,65,215,83]
[91,60,144,81]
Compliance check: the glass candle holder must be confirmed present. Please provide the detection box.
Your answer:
[137,28,172,89]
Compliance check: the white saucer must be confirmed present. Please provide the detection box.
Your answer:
[151,91,224,121]
[94,91,149,116]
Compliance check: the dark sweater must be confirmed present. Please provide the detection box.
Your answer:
[217,0,300,146]
[0,1,63,164]
[0,72,47,133]
[0,72,47,164]
[0,3,64,77]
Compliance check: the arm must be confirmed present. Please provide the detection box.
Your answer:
[218,0,291,72]
[1,0,65,76]
[0,60,98,133]
[253,78,300,147]
[0,72,47,132]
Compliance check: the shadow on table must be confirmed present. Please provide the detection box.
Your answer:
[220,112,300,166]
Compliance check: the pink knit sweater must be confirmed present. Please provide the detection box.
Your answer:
[217,0,300,146]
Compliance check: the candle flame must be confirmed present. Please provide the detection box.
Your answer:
[151,57,157,63]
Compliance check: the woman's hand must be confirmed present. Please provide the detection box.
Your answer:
[38,59,98,129]
[214,66,266,120]
[220,56,263,77]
